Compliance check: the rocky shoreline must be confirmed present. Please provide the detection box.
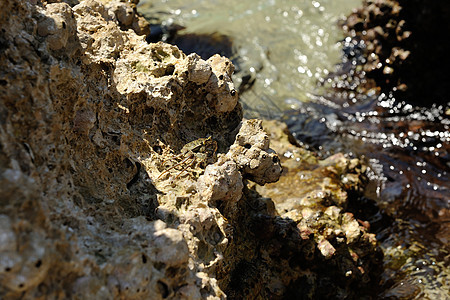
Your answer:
[342,0,450,105]
[1,1,380,299]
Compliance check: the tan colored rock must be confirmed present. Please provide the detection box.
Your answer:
[248,120,380,297]
[205,55,238,113]
[37,3,76,51]
[0,0,242,298]
[227,119,282,185]
[178,53,213,85]
[0,0,381,299]
[318,238,336,259]
[341,213,362,244]
[197,160,243,204]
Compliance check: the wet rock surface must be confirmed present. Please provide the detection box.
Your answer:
[1,0,380,299]
[241,120,382,299]
[283,1,450,298]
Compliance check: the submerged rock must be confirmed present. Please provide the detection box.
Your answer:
[0,0,379,299]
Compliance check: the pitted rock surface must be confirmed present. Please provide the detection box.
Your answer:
[0,0,380,299]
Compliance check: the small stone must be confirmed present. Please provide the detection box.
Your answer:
[318,238,336,259]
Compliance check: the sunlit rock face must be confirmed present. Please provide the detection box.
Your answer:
[0,0,240,298]
[0,0,380,299]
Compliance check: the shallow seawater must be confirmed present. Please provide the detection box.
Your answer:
[139,1,449,298]
[301,38,450,299]
[139,0,361,117]
[284,91,450,298]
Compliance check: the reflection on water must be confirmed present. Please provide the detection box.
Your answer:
[139,0,449,298]
[284,93,449,298]
[139,0,360,117]
[285,37,449,299]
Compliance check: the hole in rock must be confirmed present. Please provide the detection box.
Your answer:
[157,280,169,298]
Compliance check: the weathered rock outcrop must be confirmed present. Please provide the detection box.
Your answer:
[342,0,450,105]
[226,120,382,299]
[0,0,379,299]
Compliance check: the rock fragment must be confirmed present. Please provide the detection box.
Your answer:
[227,119,282,185]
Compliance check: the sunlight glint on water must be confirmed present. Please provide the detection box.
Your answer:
[139,0,361,116]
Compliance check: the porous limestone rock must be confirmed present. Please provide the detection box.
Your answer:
[239,120,382,299]
[227,119,282,185]
[0,0,243,298]
[0,0,276,298]
[37,3,76,51]
[197,160,243,204]
[0,0,380,299]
